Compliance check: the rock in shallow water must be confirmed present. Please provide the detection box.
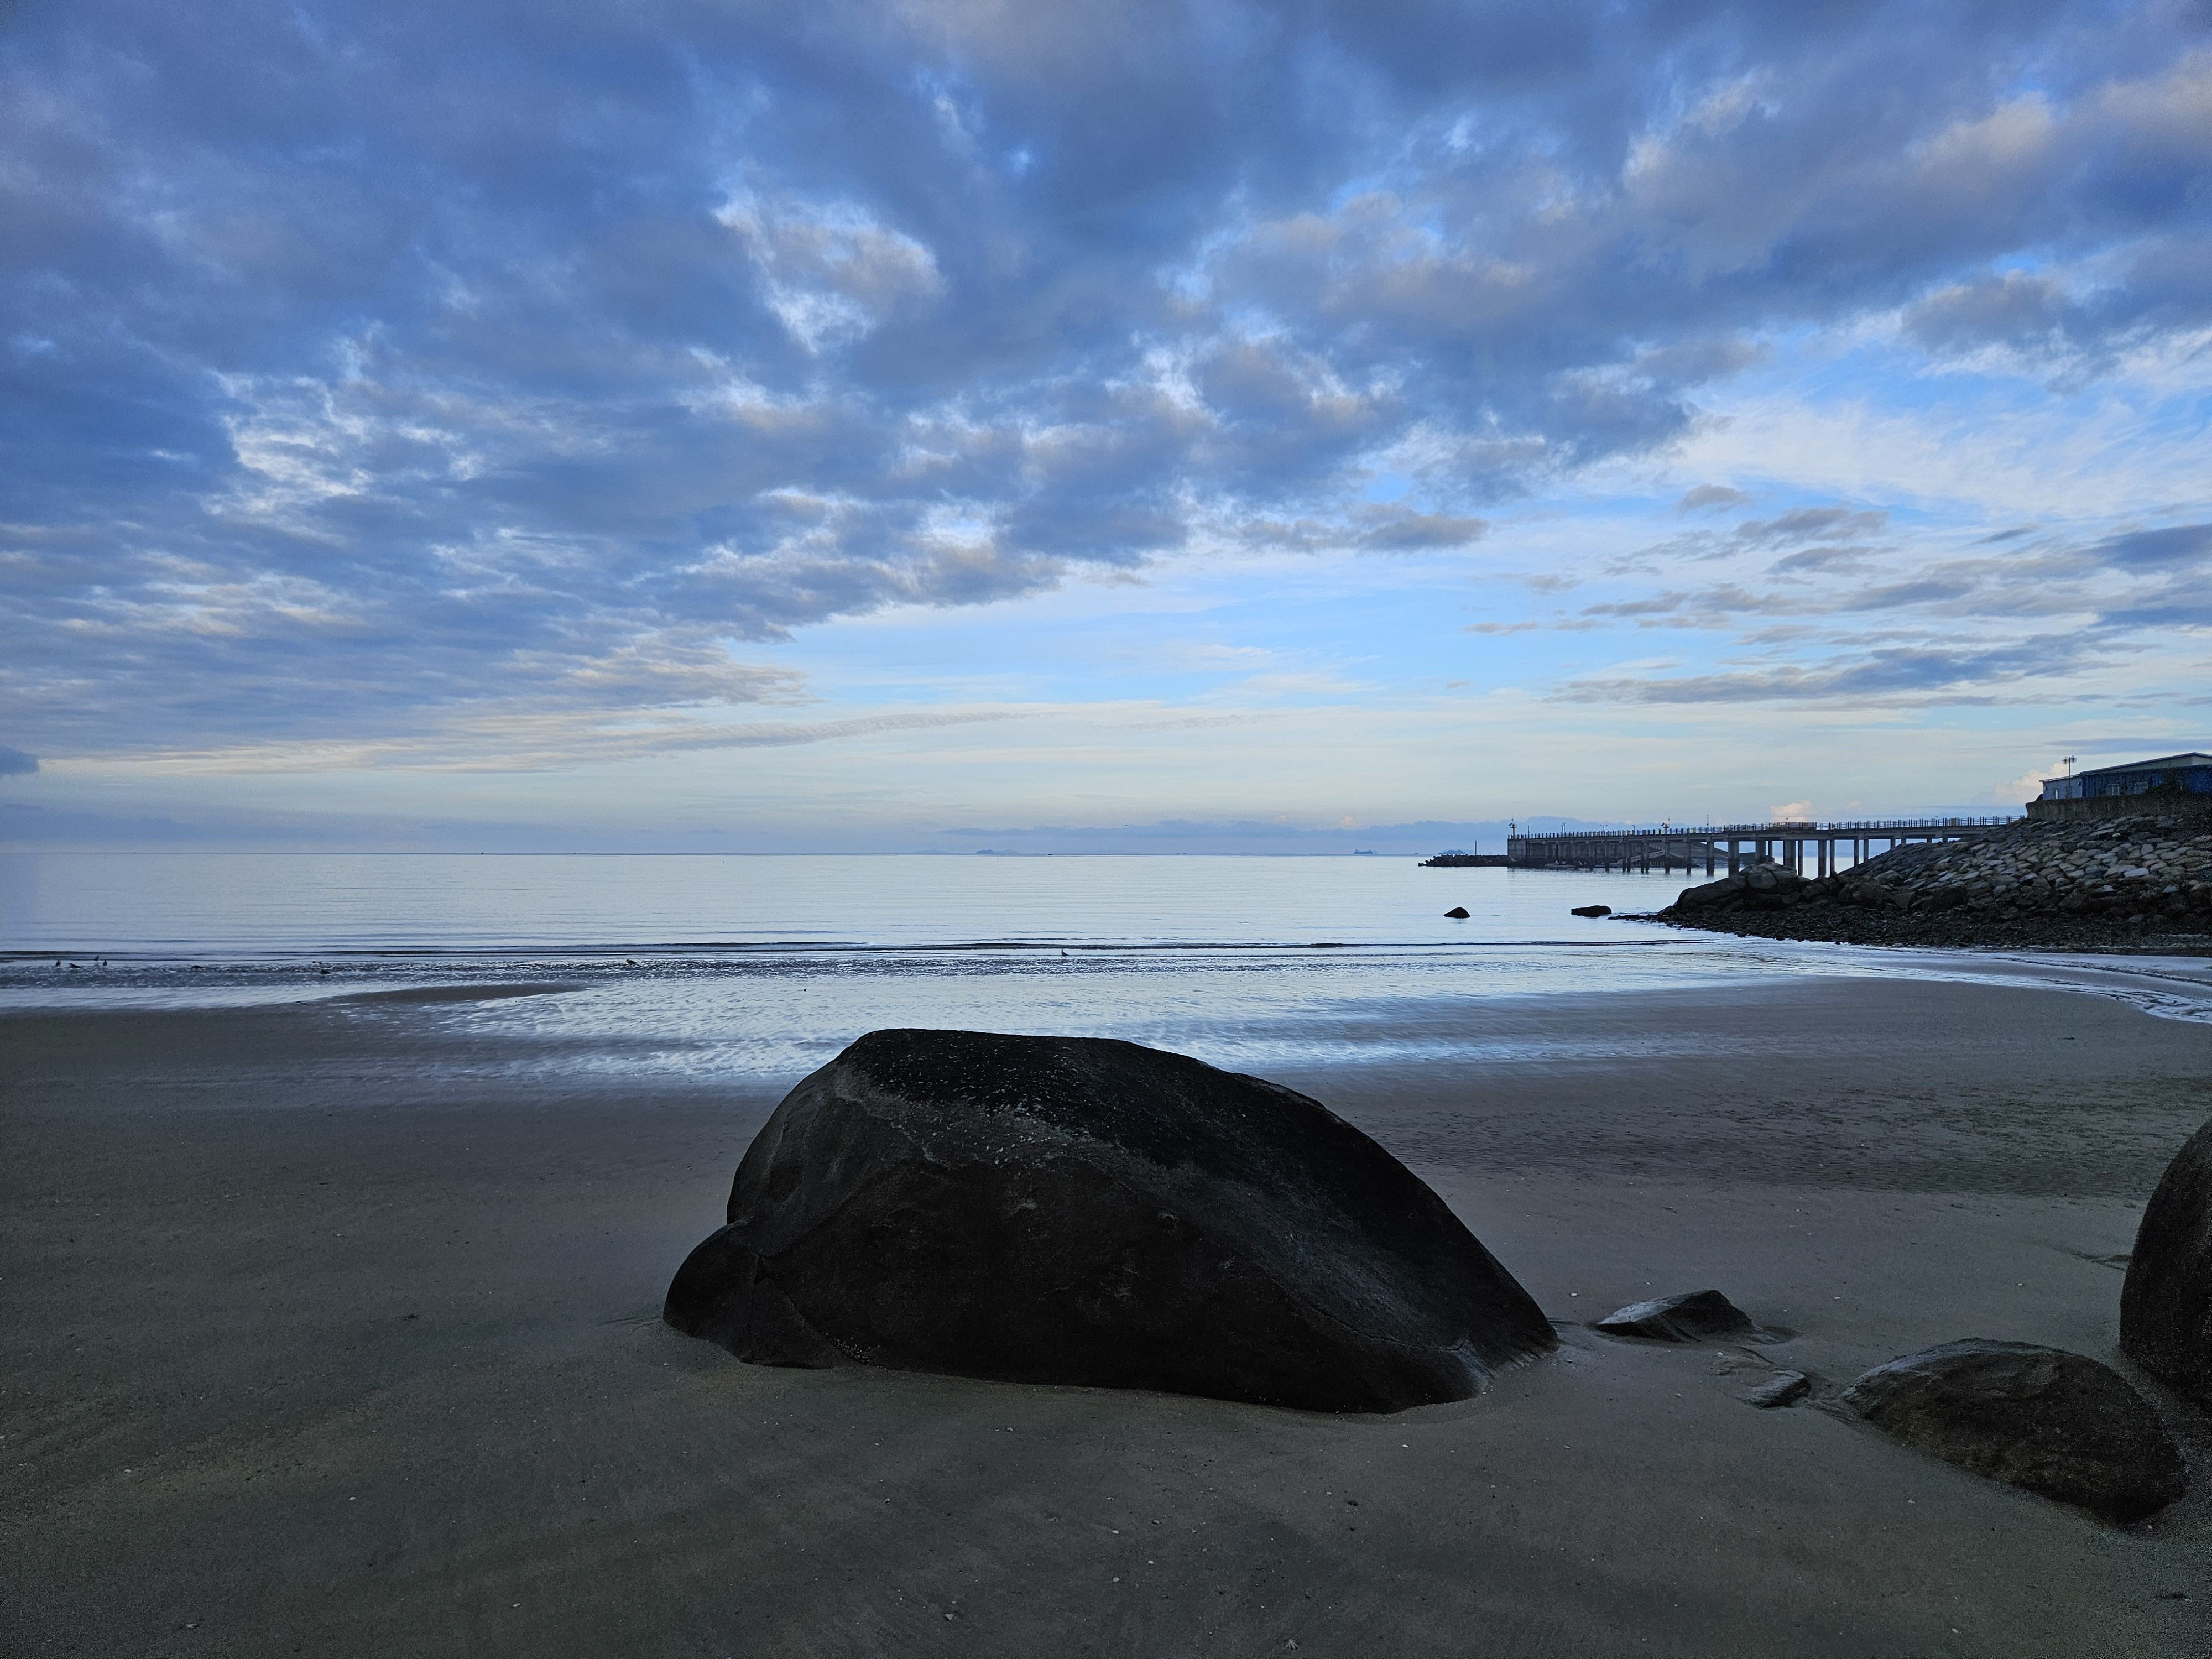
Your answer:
[1593,1288,1759,1343]
[665,1029,1557,1412]
[1840,1339,2185,1523]
[2121,1119,2212,1406]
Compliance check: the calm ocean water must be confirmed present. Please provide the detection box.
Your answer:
[5,852,2209,1083]
[2,851,1702,955]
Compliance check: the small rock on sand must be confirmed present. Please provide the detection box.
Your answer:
[1742,1371,1812,1408]
[1594,1288,1758,1342]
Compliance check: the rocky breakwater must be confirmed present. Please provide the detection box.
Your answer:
[1653,813,2212,950]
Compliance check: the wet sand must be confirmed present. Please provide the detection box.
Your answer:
[6,977,2212,1657]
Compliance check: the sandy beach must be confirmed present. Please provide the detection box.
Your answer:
[7,974,2212,1658]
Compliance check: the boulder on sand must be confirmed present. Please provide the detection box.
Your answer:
[2121,1119,2212,1404]
[1840,1339,2185,1523]
[665,1029,1557,1412]
[1593,1288,1759,1343]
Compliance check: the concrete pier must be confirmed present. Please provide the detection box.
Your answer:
[1503,817,2017,877]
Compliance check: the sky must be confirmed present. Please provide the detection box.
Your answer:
[2,0,2208,852]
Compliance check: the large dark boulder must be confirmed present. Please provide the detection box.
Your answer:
[2122,1119,2212,1404]
[665,1029,1556,1412]
[1840,1339,2185,1523]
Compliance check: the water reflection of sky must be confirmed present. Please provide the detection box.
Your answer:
[7,938,2209,1089]
[5,854,2209,1084]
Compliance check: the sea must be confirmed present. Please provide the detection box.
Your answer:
[5,852,2210,1087]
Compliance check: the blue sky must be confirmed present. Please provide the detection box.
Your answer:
[2,0,2208,851]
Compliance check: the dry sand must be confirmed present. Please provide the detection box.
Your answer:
[6,975,2212,1657]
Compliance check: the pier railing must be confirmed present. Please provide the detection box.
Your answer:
[1502,815,2020,878]
[1522,816,2015,842]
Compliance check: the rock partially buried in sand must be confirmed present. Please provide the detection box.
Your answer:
[664,1029,1557,1412]
[1569,904,1612,917]
[2121,1119,2212,1405]
[1841,1339,2185,1523]
[1742,1370,1813,1409]
[1712,1349,1816,1406]
[1444,906,1471,919]
[1594,1288,1759,1343]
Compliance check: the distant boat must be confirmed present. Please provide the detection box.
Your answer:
[1352,849,1375,855]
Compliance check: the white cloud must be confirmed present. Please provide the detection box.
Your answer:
[3,0,2208,837]
[1674,382,2210,520]
[714,189,944,352]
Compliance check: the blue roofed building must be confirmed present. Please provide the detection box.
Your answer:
[2030,753,2212,821]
